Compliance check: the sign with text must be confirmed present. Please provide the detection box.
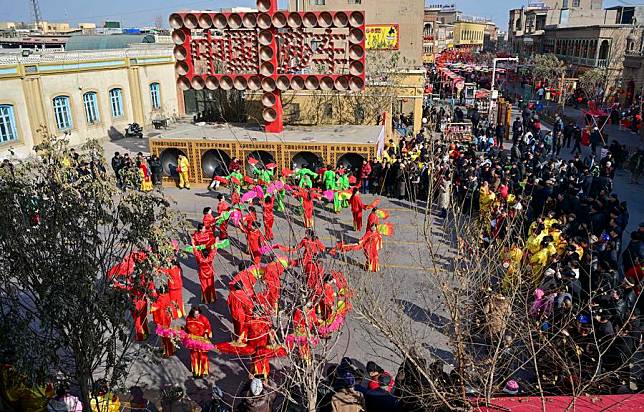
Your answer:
[365,24,399,50]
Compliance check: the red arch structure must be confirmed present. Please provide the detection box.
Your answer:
[171,0,366,133]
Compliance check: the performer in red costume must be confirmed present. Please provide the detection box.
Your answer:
[216,194,230,240]
[108,252,153,341]
[202,207,215,234]
[227,281,254,342]
[292,302,319,359]
[193,240,217,304]
[245,309,274,377]
[258,257,287,313]
[292,190,316,228]
[150,285,175,357]
[243,221,263,265]
[295,229,326,265]
[366,207,380,234]
[318,273,336,322]
[162,260,185,319]
[184,306,212,377]
[262,195,275,241]
[231,187,241,206]
[229,262,258,296]
[338,226,383,272]
[349,187,367,231]
[243,206,258,232]
[192,223,214,249]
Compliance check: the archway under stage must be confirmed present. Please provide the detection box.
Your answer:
[291,151,324,170]
[245,150,276,175]
[336,153,364,174]
[160,148,187,177]
[201,149,231,178]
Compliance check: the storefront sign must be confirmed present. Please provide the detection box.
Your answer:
[366,24,400,50]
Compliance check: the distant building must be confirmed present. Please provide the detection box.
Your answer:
[0,22,17,30]
[484,22,498,52]
[507,0,619,59]
[0,47,179,158]
[453,21,486,50]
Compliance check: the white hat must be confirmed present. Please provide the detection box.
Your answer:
[250,378,263,396]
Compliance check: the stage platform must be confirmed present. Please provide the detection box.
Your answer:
[149,122,384,185]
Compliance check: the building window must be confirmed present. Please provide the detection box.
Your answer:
[311,0,325,5]
[348,0,361,3]
[109,88,124,118]
[82,92,100,124]
[150,83,161,109]
[572,0,580,6]
[323,103,333,118]
[0,105,18,143]
[53,96,73,130]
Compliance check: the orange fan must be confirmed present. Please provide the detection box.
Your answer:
[377,222,394,236]
[375,209,390,219]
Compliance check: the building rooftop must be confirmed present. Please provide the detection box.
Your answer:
[0,45,172,65]
[151,123,384,145]
[64,34,155,51]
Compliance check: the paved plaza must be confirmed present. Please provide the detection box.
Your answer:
[104,112,644,405]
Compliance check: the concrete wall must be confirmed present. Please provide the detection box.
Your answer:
[0,53,179,158]
[287,0,424,67]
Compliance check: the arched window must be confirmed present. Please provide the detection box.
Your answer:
[109,88,124,118]
[598,40,610,60]
[82,92,100,124]
[516,18,522,31]
[0,104,18,142]
[150,82,161,109]
[53,96,73,130]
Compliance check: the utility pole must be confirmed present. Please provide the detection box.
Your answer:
[29,0,43,30]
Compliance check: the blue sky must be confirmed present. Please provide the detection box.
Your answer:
[0,0,625,28]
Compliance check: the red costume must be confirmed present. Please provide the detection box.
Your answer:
[203,212,215,232]
[339,228,383,272]
[194,248,216,304]
[349,192,366,231]
[262,195,275,241]
[184,313,212,377]
[150,292,175,356]
[108,252,152,341]
[229,267,258,296]
[258,261,285,312]
[366,210,380,234]
[216,199,230,239]
[243,210,257,232]
[227,288,254,342]
[231,190,241,206]
[319,281,335,322]
[293,305,319,359]
[245,226,263,265]
[245,315,273,377]
[162,264,185,318]
[296,236,326,265]
[293,191,315,228]
[192,229,213,249]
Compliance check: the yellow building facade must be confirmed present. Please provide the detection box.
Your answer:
[0,48,180,158]
[453,21,486,48]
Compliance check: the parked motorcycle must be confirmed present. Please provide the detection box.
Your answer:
[125,123,143,138]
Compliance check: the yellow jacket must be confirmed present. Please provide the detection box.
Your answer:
[178,156,189,173]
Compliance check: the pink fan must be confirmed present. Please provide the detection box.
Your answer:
[241,191,257,203]
[323,190,335,201]
[230,210,242,226]
[254,185,265,199]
